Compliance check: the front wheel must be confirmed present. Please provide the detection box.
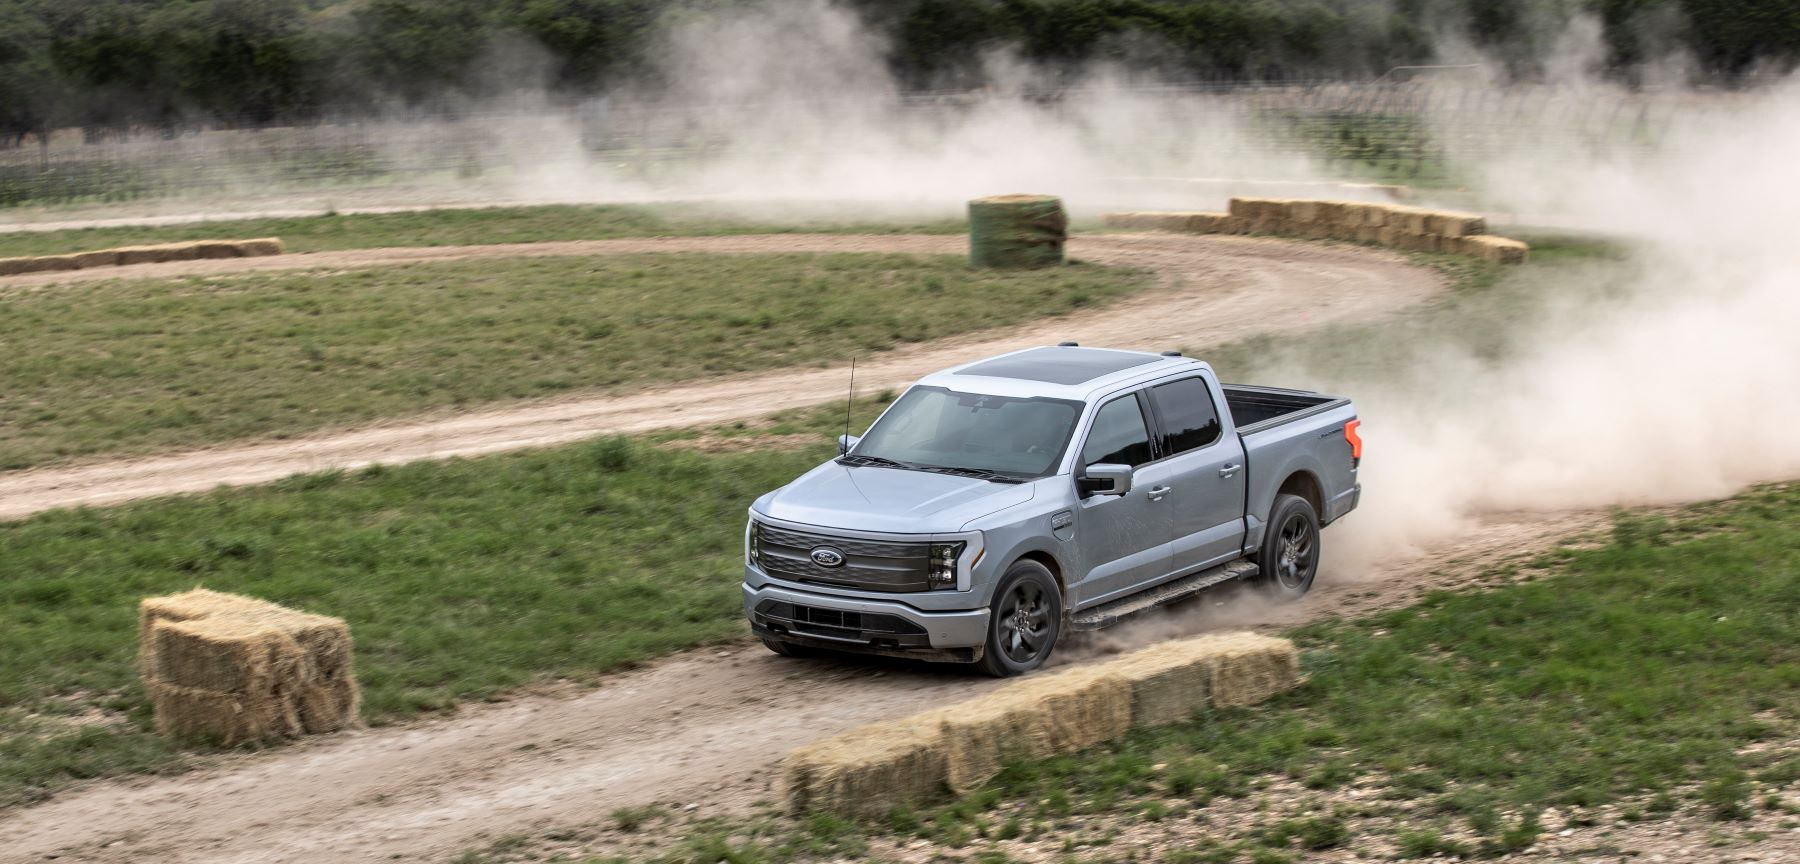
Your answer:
[1255,494,1321,600]
[976,561,1063,677]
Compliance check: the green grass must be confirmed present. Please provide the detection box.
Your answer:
[0,252,1149,469]
[0,203,965,258]
[860,485,1800,860]
[0,422,868,808]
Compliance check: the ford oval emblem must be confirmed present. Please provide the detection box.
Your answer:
[810,546,847,568]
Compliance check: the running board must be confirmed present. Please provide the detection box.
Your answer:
[1068,559,1259,631]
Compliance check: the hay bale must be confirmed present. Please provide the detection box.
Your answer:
[1209,634,1301,707]
[236,237,284,257]
[1354,204,1391,228]
[139,588,359,741]
[194,241,245,259]
[1227,197,1275,219]
[1425,211,1487,238]
[1459,235,1530,264]
[0,254,82,274]
[150,617,302,693]
[969,195,1066,269]
[115,245,176,266]
[1180,212,1229,234]
[1107,639,1221,727]
[783,717,948,817]
[147,680,301,745]
[298,677,361,734]
[1354,225,1385,244]
[927,665,1131,794]
[72,250,121,269]
[1392,207,1434,236]
[138,588,286,672]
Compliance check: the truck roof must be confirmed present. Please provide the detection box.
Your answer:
[916,345,1203,401]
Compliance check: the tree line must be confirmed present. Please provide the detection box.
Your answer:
[2,0,1795,146]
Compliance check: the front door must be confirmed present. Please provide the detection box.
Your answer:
[1072,392,1174,606]
[1150,376,1249,574]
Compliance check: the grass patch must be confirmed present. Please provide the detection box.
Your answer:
[0,426,864,807]
[864,483,1800,858]
[0,252,1149,469]
[0,203,965,258]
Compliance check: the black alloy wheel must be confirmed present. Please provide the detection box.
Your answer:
[1257,493,1321,599]
[978,561,1062,676]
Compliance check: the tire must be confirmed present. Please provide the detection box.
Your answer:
[976,560,1063,677]
[761,637,816,658]
[1256,494,1321,600]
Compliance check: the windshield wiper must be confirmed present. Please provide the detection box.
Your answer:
[835,454,917,470]
[911,464,1027,484]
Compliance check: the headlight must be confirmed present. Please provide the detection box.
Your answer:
[748,522,762,567]
[928,542,964,589]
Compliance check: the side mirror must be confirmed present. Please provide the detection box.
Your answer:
[1077,463,1132,497]
[838,434,861,455]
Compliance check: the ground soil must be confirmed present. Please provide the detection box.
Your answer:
[0,232,1441,520]
[0,509,1607,864]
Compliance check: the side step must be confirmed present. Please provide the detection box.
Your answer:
[1068,559,1259,631]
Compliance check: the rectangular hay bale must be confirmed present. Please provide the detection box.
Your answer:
[150,617,303,693]
[1424,211,1487,238]
[1208,634,1302,708]
[138,588,287,672]
[298,677,361,734]
[1227,197,1274,219]
[1459,234,1530,264]
[148,680,301,745]
[193,241,245,259]
[926,664,1131,795]
[782,716,948,817]
[236,237,284,257]
[72,250,122,269]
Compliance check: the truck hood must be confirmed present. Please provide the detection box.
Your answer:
[755,462,1035,534]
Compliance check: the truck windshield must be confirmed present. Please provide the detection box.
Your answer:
[847,386,1083,480]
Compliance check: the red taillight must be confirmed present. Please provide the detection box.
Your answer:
[1344,419,1363,463]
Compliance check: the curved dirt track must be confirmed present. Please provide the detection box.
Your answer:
[0,232,1439,520]
[0,508,1605,864]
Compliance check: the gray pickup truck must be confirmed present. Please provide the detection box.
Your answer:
[744,344,1362,676]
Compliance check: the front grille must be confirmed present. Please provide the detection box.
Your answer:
[755,523,932,593]
[754,600,930,646]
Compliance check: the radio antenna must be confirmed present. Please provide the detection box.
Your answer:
[841,356,857,455]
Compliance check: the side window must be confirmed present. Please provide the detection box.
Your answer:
[1151,377,1223,455]
[1081,395,1154,469]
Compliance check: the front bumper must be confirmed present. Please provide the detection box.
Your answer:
[743,580,990,662]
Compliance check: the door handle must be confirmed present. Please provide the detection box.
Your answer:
[1146,485,1172,501]
[1218,464,1242,478]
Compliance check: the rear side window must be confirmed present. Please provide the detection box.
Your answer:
[1081,395,1153,468]
[1151,377,1223,455]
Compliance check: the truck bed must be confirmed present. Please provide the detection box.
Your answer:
[1222,384,1346,434]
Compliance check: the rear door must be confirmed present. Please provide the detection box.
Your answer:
[1149,375,1249,575]
[1071,391,1175,606]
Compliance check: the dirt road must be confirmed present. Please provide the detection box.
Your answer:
[0,508,1603,864]
[0,232,1440,520]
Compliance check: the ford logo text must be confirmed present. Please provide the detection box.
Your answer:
[809,546,847,568]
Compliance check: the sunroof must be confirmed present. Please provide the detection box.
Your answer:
[954,347,1161,386]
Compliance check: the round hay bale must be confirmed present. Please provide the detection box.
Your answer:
[969,194,1067,269]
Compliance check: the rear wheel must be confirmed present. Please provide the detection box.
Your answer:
[1256,494,1320,600]
[977,561,1062,677]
